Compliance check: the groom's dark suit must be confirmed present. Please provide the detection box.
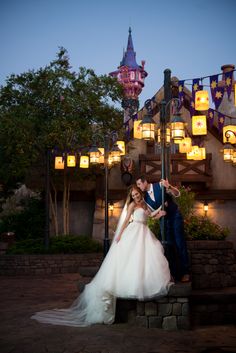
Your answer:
[144,182,189,280]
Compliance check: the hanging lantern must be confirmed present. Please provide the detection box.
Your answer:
[157,127,171,145]
[67,154,76,167]
[192,115,207,135]
[232,151,236,167]
[179,137,192,153]
[108,153,113,167]
[171,113,185,143]
[199,147,206,160]
[98,148,104,164]
[116,140,125,155]
[88,145,100,164]
[55,156,64,169]
[187,146,201,160]
[79,155,89,168]
[140,114,156,140]
[110,144,121,164]
[223,125,236,144]
[195,90,209,111]
[223,143,234,162]
[133,120,142,139]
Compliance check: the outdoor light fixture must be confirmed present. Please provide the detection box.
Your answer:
[67,154,76,167]
[133,120,143,139]
[223,143,234,162]
[79,155,89,168]
[55,156,64,169]
[157,127,171,145]
[192,115,207,135]
[108,201,114,212]
[140,114,156,140]
[170,113,185,143]
[195,90,209,111]
[179,137,192,153]
[223,125,236,144]
[203,201,209,217]
[110,143,122,164]
[88,144,101,164]
[116,140,126,155]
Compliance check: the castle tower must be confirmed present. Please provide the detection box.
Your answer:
[110,27,148,123]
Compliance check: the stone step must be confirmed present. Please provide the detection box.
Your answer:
[190,287,236,326]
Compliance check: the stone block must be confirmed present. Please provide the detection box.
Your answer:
[136,301,145,316]
[145,302,157,316]
[148,316,162,328]
[177,316,190,330]
[182,302,189,315]
[162,316,177,330]
[177,297,188,303]
[135,316,148,328]
[172,303,182,315]
[158,303,172,316]
[168,283,191,297]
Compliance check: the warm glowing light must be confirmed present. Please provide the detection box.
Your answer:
[186,146,205,160]
[98,148,104,164]
[140,115,156,140]
[88,145,100,164]
[223,125,236,144]
[232,151,236,167]
[133,120,142,139]
[192,115,207,135]
[79,155,89,168]
[195,90,209,111]
[55,156,64,169]
[116,140,125,155]
[223,144,234,162]
[110,144,121,164]
[67,155,76,167]
[157,128,171,145]
[179,137,192,153]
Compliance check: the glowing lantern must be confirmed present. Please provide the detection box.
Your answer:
[140,114,156,140]
[223,125,236,144]
[232,151,236,167]
[108,153,113,167]
[195,90,209,111]
[88,145,100,164]
[79,155,89,168]
[157,128,171,145]
[98,148,104,164]
[192,115,207,135]
[171,114,185,143]
[110,144,121,164]
[179,137,192,153]
[133,120,142,139]
[223,143,234,162]
[55,156,64,169]
[186,146,203,160]
[67,154,76,167]
[116,140,125,155]
[199,147,206,160]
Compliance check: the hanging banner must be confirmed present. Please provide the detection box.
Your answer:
[178,80,185,109]
[209,74,219,104]
[217,113,225,132]
[208,108,215,127]
[214,87,225,109]
[192,78,200,100]
[225,71,233,99]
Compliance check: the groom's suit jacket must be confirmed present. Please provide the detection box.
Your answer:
[144,182,178,217]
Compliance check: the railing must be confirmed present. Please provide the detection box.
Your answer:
[139,153,213,185]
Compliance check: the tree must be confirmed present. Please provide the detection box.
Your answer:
[0,48,124,235]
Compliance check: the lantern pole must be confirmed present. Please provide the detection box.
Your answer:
[44,148,50,250]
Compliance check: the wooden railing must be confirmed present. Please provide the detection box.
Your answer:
[139,153,213,186]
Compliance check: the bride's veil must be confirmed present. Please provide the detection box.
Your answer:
[112,201,128,242]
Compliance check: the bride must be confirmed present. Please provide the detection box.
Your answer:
[31,185,172,327]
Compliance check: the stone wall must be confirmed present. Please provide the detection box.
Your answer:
[187,240,236,289]
[0,253,103,276]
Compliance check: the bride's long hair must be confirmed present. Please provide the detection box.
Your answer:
[126,185,144,206]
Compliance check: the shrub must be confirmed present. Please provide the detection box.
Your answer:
[6,235,103,254]
[184,216,229,240]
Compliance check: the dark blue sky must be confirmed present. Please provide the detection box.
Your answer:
[1,0,236,107]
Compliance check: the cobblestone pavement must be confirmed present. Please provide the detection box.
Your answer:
[0,274,236,353]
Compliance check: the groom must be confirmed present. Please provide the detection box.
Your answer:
[136,175,190,283]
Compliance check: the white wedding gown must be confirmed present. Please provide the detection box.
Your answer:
[32,208,172,327]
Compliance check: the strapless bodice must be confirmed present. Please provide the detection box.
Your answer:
[132,207,148,224]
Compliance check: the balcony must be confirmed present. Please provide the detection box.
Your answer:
[139,153,213,188]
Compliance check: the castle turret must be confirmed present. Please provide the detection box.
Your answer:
[110,27,148,123]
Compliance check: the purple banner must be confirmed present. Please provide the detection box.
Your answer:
[217,113,225,132]
[192,78,200,100]
[208,108,215,128]
[214,87,225,109]
[178,80,185,109]
[225,71,233,99]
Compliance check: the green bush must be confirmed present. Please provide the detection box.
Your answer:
[0,197,44,240]
[6,235,103,254]
[184,216,229,240]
